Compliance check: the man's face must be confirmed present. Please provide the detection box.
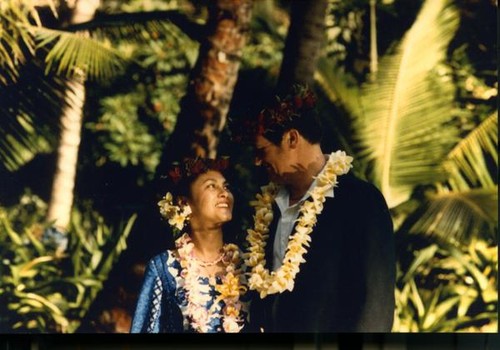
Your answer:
[254,134,292,184]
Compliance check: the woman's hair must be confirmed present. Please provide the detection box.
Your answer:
[162,157,230,201]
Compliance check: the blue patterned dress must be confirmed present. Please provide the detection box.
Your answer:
[130,250,249,333]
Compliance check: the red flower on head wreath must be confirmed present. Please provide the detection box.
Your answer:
[167,166,183,185]
[255,85,316,135]
[164,157,230,185]
[230,84,317,143]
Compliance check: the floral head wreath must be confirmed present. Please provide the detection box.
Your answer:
[230,84,317,143]
[158,157,230,233]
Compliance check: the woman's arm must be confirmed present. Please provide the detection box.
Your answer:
[130,259,163,333]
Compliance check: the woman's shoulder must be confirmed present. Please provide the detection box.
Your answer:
[144,249,182,287]
[147,249,170,263]
[145,249,180,271]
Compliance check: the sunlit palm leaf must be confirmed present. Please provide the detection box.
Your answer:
[90,20,184,42]
[0,12,35,85]
[315,57,366,173]
[410,188,498,243]
[354,0,460,208]
[68,10,204,43]
[410,113,498,243]
[33,27,127,81]
[315,57,364,120]
[0,0,58,84]
[443,112,498,191]
[0,62,67,171]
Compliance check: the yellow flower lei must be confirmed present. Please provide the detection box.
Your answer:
[244,151,353,298]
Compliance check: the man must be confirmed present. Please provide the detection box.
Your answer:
[234,85,395,332]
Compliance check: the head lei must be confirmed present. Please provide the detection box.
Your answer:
[230,84,317,143]
[158,157,230,234]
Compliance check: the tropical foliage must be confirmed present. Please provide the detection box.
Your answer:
[394,235,497,332]
[316,0,497,332]
[0,192,136,332]
[0,0,129,172]
[0,0,496,333]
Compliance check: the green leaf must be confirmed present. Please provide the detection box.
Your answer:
[402,244,439,283]
[409,279,425,320]
[411,187,498,243]
[425,294,460,330]
[446,243,490,290]
[0,216,23,247]
[457,288,478,317]
[443,112,498,191]
[33,27,127,81]
[354,0,460,207]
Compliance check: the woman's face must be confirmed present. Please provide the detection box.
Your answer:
[187,170,233,229]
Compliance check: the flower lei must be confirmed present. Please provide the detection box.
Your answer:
[172,233,248,333]
[244,151,353,298]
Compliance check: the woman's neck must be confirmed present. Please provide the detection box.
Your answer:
[189,228,224,261]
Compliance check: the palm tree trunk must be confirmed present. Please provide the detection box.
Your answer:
[46,0,100,231]
[159,0,253,169]
[276,0,328,95]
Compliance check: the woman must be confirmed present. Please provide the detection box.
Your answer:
[130,158,248,333]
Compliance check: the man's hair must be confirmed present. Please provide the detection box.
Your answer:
[230,85,323,145]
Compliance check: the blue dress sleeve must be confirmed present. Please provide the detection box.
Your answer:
[130,258,164,333]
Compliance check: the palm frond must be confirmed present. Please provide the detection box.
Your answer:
[443,112,498,191]
[0,1,58,84]
[353,0,460,207]
[33,27,128,81]
[410,188,498,243]
[0,62,68,171]
[315,56,364,119]
[315,58,367,176]
[409,113,498,243]
[66,10,205,43]
[0,11,36,85]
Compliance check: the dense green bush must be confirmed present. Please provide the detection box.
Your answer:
[0,192,136,333]
[394,235,497,332]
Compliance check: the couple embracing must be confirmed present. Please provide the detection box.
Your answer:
[130,86,396,333]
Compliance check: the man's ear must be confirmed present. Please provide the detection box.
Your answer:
[286,129,300,149]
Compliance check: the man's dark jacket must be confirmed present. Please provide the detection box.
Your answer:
[248,173,396,332]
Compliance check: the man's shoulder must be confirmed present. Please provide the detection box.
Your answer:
[336,173,382,196]
[328,173,390,215]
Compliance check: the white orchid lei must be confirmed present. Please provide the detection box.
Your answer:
[171,233,248,333]
[244,151,353,298]
[158,192,192,232]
